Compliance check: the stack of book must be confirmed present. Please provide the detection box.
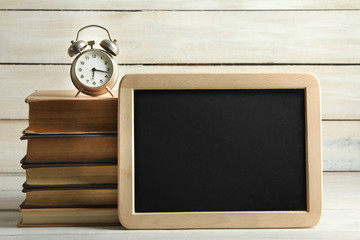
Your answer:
[18,90,119,227]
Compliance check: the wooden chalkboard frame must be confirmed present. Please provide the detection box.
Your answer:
[118,73,322,229]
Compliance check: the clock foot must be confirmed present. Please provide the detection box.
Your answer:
[75,88,84,98]
[106,86,114,97]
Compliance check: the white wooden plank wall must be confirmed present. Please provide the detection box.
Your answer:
[0,1,359,172]
[0,11,359,64]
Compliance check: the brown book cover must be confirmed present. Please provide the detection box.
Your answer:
[25,90,117,133]
[19,206,119,227]
[20,132,117,163]
[21,185,117,208]
[21,158,117,185]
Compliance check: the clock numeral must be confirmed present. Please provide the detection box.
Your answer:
[86,80,89,83]
[78,68,82,72]
[101,56,103,59]
[105,75,108,78]
[100,80,103,83]
[80,75,84,78]
[106,68,109,71]
[92,54,96,58]
[92,81,96,85]
[104,61,107,65]
[80,61,85,65]
[85,56,89,60]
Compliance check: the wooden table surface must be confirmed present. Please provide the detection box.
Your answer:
[0,172,359,240]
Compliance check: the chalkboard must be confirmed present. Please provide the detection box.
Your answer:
[134,89,306,212]
[119,74,322,229]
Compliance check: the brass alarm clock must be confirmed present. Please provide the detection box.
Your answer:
[68,25,119,97]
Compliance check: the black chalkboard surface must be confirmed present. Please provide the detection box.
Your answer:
[118,73,322,229]
[134,89,306,212]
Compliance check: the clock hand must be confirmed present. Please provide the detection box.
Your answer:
[91,67,95,80]
[93,68,109,73]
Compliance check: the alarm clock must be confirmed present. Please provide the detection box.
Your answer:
[68,25,119,97]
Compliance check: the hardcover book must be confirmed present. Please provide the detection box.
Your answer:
[21,132,117,163]
[25,90,117,133]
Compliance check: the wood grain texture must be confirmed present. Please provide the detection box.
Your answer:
[0,2,358,174]
[0,173,359,238]
[1,0,360,10]
[322,121,360,171]
[323,172,360,210]
[305,82,322,218]
[0,173,24,210]
[1,65,359,120]
[0,120,27,172]
[0,11,359,64]
[0,211,358,239]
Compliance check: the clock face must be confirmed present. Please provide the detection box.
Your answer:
[74,50,113,88]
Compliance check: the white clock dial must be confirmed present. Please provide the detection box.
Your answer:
[74,50,113,88]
